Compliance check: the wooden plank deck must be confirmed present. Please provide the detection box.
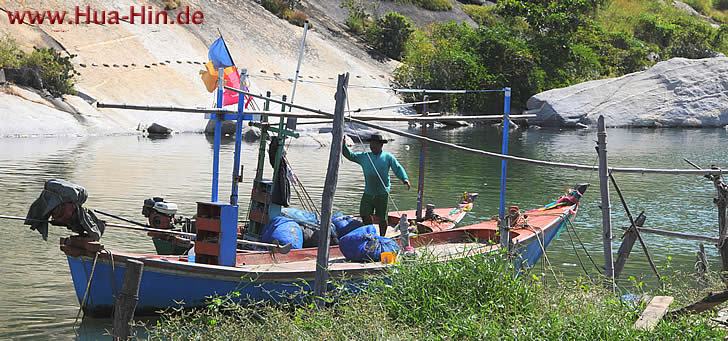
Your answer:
[634,296,674,331]
[238,241,494,273]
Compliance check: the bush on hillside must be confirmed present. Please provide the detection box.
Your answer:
[0,37,77,96]
[415,0,453,11]
[366,12,414,60]
[462,4,499,26]
[635,13,721,58]
[341,0,376,35]
[261,0,309,27]
[716,0,728,11]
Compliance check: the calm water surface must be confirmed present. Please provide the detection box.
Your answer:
[0,127,726,339]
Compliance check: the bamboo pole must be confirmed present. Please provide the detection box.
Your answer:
[610,174,660,280]
[597,116,615,288]
[112,259,143,340]
[314,73,349,305]
[637,227,719,244]
[96,103,530,122]
[345,100,439,113]
[286,20,309,130]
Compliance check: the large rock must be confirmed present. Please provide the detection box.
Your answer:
[527,58,728,128]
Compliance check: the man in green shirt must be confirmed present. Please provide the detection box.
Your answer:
[343,133,410,236]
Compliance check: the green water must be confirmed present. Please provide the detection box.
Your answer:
[0,126,725,339]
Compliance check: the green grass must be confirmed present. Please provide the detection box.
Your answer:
[148,251,726,340]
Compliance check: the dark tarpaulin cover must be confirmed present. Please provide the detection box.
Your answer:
[268,137,291,207]
[24,179,105,241]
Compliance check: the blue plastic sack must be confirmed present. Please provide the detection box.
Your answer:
[332,215,363,238]
[261,216,303,249]
[338,225,400,262]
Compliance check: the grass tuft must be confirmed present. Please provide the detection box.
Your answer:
[148,251,727,340]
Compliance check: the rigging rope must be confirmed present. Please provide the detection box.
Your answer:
[73,251,100,336]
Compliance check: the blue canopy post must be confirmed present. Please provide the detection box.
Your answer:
[230,69,249,206]
[211,68,225,202]
[498,87,512,250]
[416,94,428,221]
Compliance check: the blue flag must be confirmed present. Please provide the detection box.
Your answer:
[208,37,234,69]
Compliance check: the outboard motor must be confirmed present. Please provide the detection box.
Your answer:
[142,197,178,229]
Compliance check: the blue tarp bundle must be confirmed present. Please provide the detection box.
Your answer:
[261,216,303,249]
[281,207,340,248]
[338,224,400,262]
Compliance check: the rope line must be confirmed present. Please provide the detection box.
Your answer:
[565,221,593,280]
[566,219,602,274]
[224,86,728,176]
[73,251,99,336]
[525,224,561,286]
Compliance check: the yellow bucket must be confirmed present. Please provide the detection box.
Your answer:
[381,251,397,264]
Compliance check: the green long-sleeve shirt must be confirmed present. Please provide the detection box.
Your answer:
[343,144,409,195]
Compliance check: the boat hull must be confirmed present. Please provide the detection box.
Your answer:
[68,256,315,317]
[66,204,579,317]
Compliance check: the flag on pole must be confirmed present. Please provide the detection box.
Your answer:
[200,37,241,106]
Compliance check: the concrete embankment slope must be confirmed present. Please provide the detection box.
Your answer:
[0,0,400,137]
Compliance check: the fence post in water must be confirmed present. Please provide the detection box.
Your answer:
[712,170,728,272]
[498,88,512,250]
[597,116,615,287]
[314,73,349,306]
[416,95,428,221]
[112,259,144,340]
[211,68,225,202]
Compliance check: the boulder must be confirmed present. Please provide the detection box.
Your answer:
[527,57,728,128]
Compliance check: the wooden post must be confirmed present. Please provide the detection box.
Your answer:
[313,73,349,305]
[614,228,638,279]
[254,91,271,182]
[112,259,144,340]
[712,170,728,272]
[597,116,614,287]
[696,243,709,285]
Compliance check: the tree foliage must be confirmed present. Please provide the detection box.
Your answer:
[367,12,415,60]
[395,0,728,113]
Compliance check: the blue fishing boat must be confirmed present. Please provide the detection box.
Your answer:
[61,188,585,317]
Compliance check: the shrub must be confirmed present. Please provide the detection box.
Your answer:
[683,0,712,14]
[462,4,499,26]
[341,0,375,35]
[415,0,453,11]
[284,9,308,27]
[0,37,23,68]
[22,47,78,96]
[261,0,308,27]
[366,12,414,60]
[716,0,728,11]
[0,37,77,96]
[163,0,181,10]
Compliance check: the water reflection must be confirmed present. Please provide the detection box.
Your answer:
[0,127,726,339]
